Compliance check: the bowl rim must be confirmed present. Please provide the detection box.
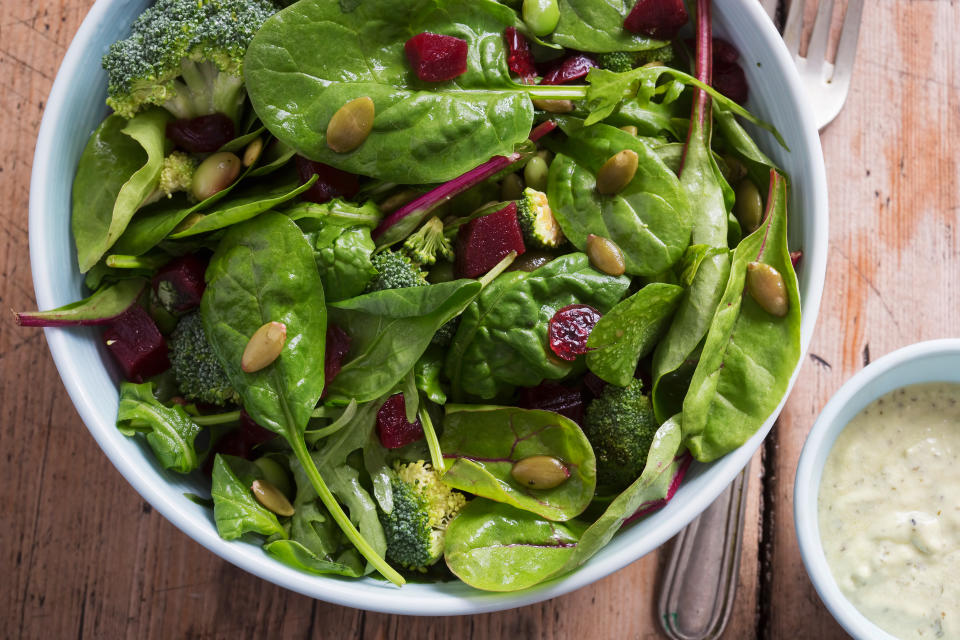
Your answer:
[29,0,828,615]
[794,338,960,640]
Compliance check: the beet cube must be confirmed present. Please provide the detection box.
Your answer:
[713,61,748,104]
[518,380,585,426]
[103,304,170,382]
[541,54,597,85]
[376,394,424,449]
[321,323,351,399]
[548,304,602,361]
[624,0,689,40]
[295,156,360,204]
[456,202,526,279]
[405,32,468,82]
[202,410,277,475]
[152,254,207,313]
[166,113,235,153]
[504,27,537,81]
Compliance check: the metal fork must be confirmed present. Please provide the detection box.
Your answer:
[656,3,864,639]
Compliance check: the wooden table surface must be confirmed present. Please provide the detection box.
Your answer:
[3,1,958,638]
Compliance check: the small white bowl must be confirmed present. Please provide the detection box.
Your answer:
[795,339,960,640]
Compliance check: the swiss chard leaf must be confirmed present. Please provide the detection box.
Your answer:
[681,171,801,461]
[446,253,630,399]
[546,124,691,276]
[551,0,666,52]
[15,278,146,327]
[210,454,286,540]
[585,283,684,386]
[441,406,596,520]
[116,381,202,473]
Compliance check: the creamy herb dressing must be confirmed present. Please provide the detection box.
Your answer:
[819,382,960,639]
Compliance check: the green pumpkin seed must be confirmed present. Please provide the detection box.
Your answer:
[735,179,763,233]
[191,152,241,201]
[326,96,375,153]
[722,154,747,183]
[241,321,287,373]
[253,456,292,498]
[586,234,626,276]
[619,125,639,136]
[378,189,418,214]
[242,137,263,167]
[506,250,555,272]
[596,150,639,195]
[501,173,525,201]
[511,455,569,490]
[522,0,560,36]
[746,262,788,317]
[531,98,574,114]
[251,479,295,517]
[524,155,550,192]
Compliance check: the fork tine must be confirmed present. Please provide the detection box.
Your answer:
[832,0,865,82]
[783,0,804,56]
[806,0,836,70]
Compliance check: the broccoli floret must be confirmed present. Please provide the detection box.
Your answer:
[379,461,467,571]
[102,0,279,121]
[517,187,565,249]
[597,51,636,73]
[402,217,454,266]
[582,378,658,492]
[634,44,676,67]
[169,311,239,406]
[142,151,197,207]
[366,249,428,292]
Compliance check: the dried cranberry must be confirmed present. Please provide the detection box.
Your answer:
[295,156,360,204]
[624,0,689,40]
[518,380,585,425]
[321,324,351,398]
[548,304,602,361]
[165,113,235,153]
[405,32,468,82]
[540,54,597,85]
[456,202,526,279]
[152,254,207,313]
[376,394,424,449]
[103,305,170,382]
[504,27,537,82]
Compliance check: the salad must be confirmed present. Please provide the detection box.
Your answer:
[19,0,801,591]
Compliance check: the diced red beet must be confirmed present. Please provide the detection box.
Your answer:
[790,250,803,268]
[165,113,235,153]
[713,60,748,104]
[540,54,597,86]
[405,32,468,82]
[321,324,351,399]
[202,410,277,475]
[456,202,526,279]
[548,304,601,361]
[103,305,170,382]
[624,0,689,40]
[518,380,585,426]
[295,156,360,204]
[376,394,424,449]
[504,27,537,82]
[712,38,741,66]
[582,371,608,399]
[152,254,207,313]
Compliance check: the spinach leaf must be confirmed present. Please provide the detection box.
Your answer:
[681,171,801,461]
[440,406,596,520]
[15,278,146,327]
[585,283,684,386]
[211,454,286,540]
[264,539,365,577]
[551,0,665,52]
[415,345,448,405]
[202,212,403,585]
[446,253,630,399]
[546,124,691,276]
[597,98,684,139]
[73,110,169,271]
[443,499,588,592]
[326,281,484,403]
[116,381,202,473]
[302,222,377,302]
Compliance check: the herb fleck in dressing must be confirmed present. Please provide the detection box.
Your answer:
[819,382,960,639]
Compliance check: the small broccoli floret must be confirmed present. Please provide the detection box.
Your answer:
[402,217,454,266]
[366,249,428,292]
[517,187,565,249]
[634,44,676,67]
[379,461,467,571]
[597,51,636,73]
[102,0,279,121]
[143,151,197,207]
[169,311,239,406]
[582,378,659,492]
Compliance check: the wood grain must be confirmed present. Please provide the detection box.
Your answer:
[4,0,955,638]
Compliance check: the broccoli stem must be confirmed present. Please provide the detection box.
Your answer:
[191,410,241,426]
[105,254,168,270]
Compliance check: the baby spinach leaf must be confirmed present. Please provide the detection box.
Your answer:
[264,539,365,577]
[211,454,286,541]
[326,280,483,404]
[546,124,691,276]
[444,499,587,592]
[116,381,202,473]
[440,406,597,521]
[551,0,666,52]
[73,110,169,271]
[585,283,684,386]
[597,98,684,139]
[302,222,377,302]
[415,345,448,405]
[446,253,630,399]
[15,278,146,327]
[681,171,801,461]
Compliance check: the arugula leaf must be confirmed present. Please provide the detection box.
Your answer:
[551,0,666,52]
[116,382,202,473]
[264,539,365,576]
[211,455,286,540]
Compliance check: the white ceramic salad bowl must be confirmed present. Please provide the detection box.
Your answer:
[29,0,827,614]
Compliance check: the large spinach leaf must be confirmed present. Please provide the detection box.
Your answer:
[551,0,665,52]
[681,171,801,461]
[546,124,691,276]
[211,454,286,540]
[446,253,629,399]
[326,281,483,403]
[440,406,596,520]
[116,381,202,473]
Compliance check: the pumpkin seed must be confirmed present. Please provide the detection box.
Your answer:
[191,151,241,201]
[735,179,763,233]
[500,173,525,201]
[241,321,287,373]
[522,0,560,36]
[251,479,295,517]
[524,155,550,192]
[619,125,639,136]
[722,154,747,183]
[531,98,574,114]
[253,457,292,498]
[746,262,788,317]
[506,250,554,272]
[242,137,263,167]
[511,455,569,490]
[596,150,639,195]
[586,234,626,276]
[326,96,375,153]
[379,189,418,214]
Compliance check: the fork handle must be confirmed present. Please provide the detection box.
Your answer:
[657,463,751,640]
